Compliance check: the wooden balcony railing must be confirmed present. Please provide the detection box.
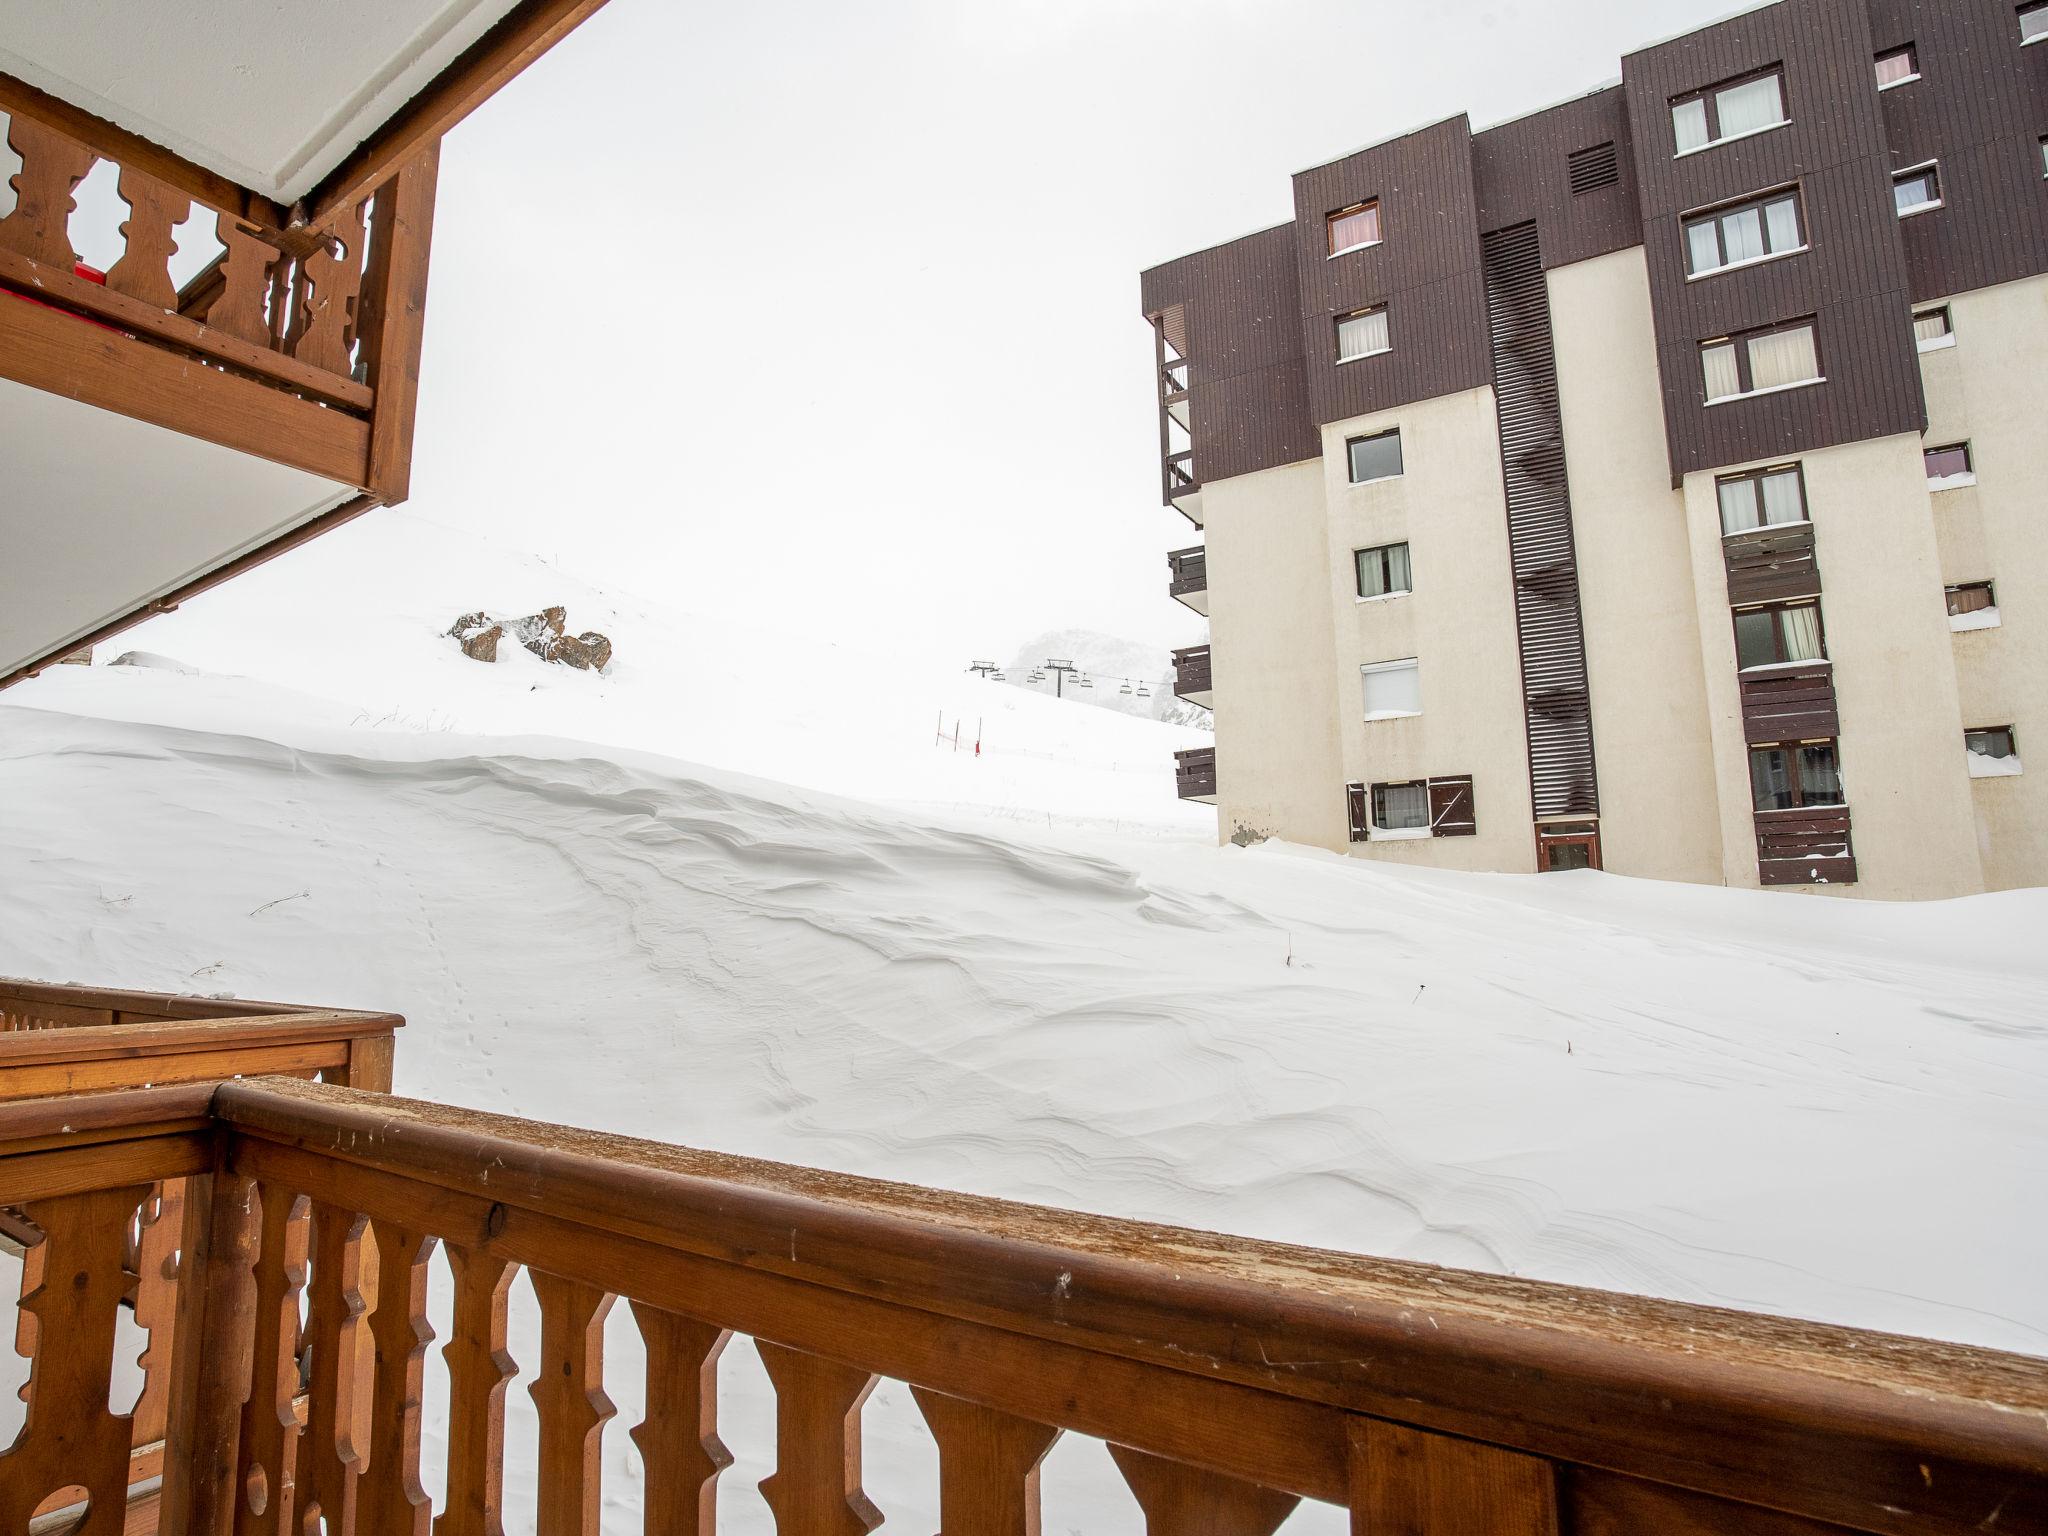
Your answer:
[1739,660,1839,744]
[1175,744,1218,801]
[0,978,401,1097]
[1167,543,1208,603]
[1756,804,1858,886]
[0,97,435,498]
[1172,642,1213,700]
[1,1075,2042,1536]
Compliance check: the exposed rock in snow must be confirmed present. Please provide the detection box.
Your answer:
[449,605,613,671]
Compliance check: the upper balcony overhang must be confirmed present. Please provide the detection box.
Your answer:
[0,0,613,689]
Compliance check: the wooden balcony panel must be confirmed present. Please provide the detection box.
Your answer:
[1724,525,1821,605]
[1172,644,1213,702]
[1756,806,1858,886]
[0,96,438,501]
[1740,662,1840,745]
[1174,745,1219,802]
[1167,545,1208,599]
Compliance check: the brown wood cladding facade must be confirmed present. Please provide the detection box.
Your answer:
[1868,0,2048,304]
[1623,0,1927,482]
[1290,117,1496,427]
[1138,224,1320,487]
[1138,0,2048,492]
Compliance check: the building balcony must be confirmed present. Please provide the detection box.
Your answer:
[1165,450,1204,526]
[1167,544,1209,615]
[1174,744,1218,802]
[1172,643,1213,707]
[1739,660,1838,744]
[0,972,2037,1534]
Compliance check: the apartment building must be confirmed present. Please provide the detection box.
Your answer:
[1147,0,2048,898]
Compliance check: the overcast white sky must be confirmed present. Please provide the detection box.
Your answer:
[408,0,1747,670]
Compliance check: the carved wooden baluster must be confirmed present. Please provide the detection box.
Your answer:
[104,163,190,309]
[129,1178,186,1450]
[207,215,283,346]
[9,1207,44,1397]
[528,1272,616,1536]
[0,115,95,266]
[628,1304,732,1536]
[236,1186,312,1536]
[912,1388,1060,1536]
[756,1343,883,1536]
[292,201,368,375]
[0,1184,155,1531]
[1346,1419,1559,1536]
[361,1222,437,1536]
[436,1244,516,1536]
[1108,1445,1300,1536]
[300,1202,371,1536]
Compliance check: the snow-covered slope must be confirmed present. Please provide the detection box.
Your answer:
[0,510,2042,1529]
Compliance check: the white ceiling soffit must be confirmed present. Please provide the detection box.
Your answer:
[0,0,526,204]
[0,377,353,678]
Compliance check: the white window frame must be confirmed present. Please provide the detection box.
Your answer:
[1913,305,1955,353]
[2022,2,2048,46]
[1361,658,1422,722]
[1369,780,1432,839]
[1335,305,1391,364]
[1670,69,1789,158]
[1874,45,1919,89]
[1892,160,1944,218]
[1680,186,1807,281]
[1345,428,1404,486]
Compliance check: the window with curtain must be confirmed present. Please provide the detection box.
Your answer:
[1372,782,1429,831]
[2022,3,2048,45]
[1701,340,1742,401]
[1746,324,1820,391]
[1874,46,1917,86]
[1327,201,1382,255]
[1361,659,1422,719]
[1733,601,1825,668]
[1336,306,1390,361]
[1925,442,1973,483]
[1717,464,1808,533]
[1671,69,1786,154]
[1749,741,1845,811]
[1346,428,1404,483]
[1893,165,1942,215]
[1683,188,1803,275]
[1913,307,1953,349]
[1356,542,1412,599]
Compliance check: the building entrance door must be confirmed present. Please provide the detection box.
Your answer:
[1536,821,1602,871]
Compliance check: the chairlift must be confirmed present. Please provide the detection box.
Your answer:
[991,671,1007,681]
[1078,677,1094,688]
[1119,682,1133,694]
[1136,684,1152,697]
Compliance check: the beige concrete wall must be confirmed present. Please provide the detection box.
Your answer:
[1681,435,1984,900]
[1920,274,2048,890]
[1317,386,1538,872]
[1548,248,1724,884]
[1202,458,1349,851]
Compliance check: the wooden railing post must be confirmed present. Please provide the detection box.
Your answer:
[335,1031,397,1093]
[628,1305,732,1536]
[1109,1445,1299,1536]
[299,1202,371,1536]
[361,1222,437,1536]
[1347,1419,1558,1536]
[161,1168,259,1536]
[912,1388,1060,1536]
[356,144,441,504]
[756,1344,883,1536]
[437,1245,517,1536]
[528,1272,616,1536]
[234,1184,311,1536]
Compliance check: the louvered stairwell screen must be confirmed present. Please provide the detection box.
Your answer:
[1480,221,1601,822]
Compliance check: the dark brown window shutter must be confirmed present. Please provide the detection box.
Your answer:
[1346,782,1370,842]
[1428,776,1476,836]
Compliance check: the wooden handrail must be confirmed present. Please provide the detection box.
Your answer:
[206,1078,2048,1536]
